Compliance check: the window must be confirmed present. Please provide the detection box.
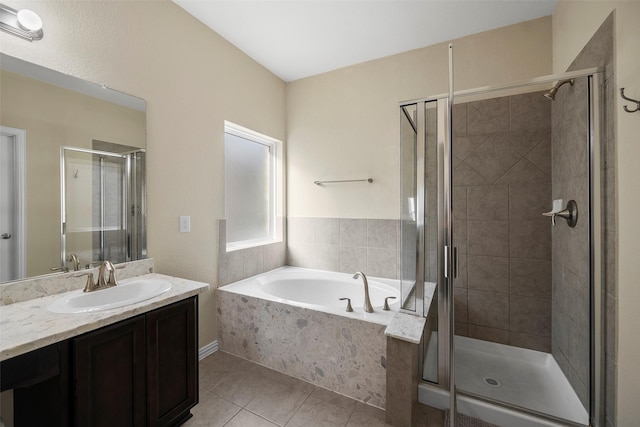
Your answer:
[224,121,280,250]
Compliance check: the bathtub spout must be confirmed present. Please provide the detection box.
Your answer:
[352,272,374,313]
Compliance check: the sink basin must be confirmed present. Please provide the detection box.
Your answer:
[47,278,172,314]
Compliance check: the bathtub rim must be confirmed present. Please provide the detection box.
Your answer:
[218,266,401,325]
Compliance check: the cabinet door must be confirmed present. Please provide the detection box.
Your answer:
[146,297,198,427]
[73,316,146,427]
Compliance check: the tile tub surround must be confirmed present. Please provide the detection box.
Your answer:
[217,288,388,408]
[0,272,209,361]
[0,258,155,305]
[287,218,400,280]
[452,91,553,353]
[218,219,287,286]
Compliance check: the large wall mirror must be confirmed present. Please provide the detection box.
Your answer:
[0,53,146,284]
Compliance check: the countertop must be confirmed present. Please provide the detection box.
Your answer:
[0,273,209,362]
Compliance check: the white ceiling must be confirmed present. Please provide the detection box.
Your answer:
[173,0,557,82]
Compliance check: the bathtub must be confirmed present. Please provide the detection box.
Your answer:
[217,266,402,408]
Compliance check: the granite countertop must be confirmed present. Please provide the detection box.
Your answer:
[384,311,427,344]
[0,273,209,362]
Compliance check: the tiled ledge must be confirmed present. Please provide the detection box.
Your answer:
[385,312,426,344]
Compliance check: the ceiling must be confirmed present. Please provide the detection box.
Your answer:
[173,1,557,82]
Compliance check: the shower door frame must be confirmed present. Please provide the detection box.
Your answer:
[400,66,605,427]
[60,146,147,268]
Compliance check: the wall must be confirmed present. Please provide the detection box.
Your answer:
[553,2,640,425]
[286,17,552,220]
[0,0,286,348]
[452,91,552,354]
[0,69,144,278]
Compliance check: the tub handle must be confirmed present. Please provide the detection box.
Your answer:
[383,296,397,311]
[339,298,354,312]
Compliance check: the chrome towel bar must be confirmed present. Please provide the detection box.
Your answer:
[314,178,373,185]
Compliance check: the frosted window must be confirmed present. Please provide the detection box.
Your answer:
[224,123,276,246]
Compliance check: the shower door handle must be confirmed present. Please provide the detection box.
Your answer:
[453,246,459,279]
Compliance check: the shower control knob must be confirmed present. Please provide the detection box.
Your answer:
[1,233,11,239]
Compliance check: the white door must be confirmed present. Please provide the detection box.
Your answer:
[0,127,26,282]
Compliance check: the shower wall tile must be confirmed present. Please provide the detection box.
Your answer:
[509,129,551,157]
[467,325,509,345]
[467,220,509,257]
[509,258,551,298]
[219,249,244,286]
[467,97,510,135]
[509,221,551,260]
[288,217,315,243]
[467,290,509,330]
[454,91,553,352]
[454,288,468,323]
[509,332,551,353]
[467,255,509,294]
[509,91,551,131]
[510,295,551,337]
[508,182,551,222]
[264,241,287,272]
[466,185,508,221]
[452,103,468,137]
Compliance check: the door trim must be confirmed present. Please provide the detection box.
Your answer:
[1,125,26,280]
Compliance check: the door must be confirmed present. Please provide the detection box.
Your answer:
[0,126,25,282]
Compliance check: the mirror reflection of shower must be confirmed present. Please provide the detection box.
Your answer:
[543,78,575,100]
[61,142,146,270]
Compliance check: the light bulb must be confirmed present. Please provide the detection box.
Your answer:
[16,9,43,32]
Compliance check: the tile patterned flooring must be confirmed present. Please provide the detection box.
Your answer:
[185,350,444,427]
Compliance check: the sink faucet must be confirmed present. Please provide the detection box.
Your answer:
[97,260,119,288]
[352,271,374,313]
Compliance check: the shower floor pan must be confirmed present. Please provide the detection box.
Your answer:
[421,333,589,426]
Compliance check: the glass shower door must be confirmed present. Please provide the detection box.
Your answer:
[61,147,142,269]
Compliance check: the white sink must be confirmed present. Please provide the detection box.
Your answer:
[47,278,172,314]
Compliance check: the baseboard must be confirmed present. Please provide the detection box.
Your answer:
[198,340,219,360]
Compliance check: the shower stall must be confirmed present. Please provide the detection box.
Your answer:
[399,68,604,426]
[61,145,146,269]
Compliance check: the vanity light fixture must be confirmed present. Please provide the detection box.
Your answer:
[0,3,43,41]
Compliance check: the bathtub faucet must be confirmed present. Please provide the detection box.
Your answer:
[352,272,374,313]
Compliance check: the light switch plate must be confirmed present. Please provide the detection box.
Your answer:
[180,216,191,233]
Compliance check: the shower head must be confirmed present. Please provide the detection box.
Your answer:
[543,79,575,100]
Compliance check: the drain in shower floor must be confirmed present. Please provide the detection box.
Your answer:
[483,377,502,387]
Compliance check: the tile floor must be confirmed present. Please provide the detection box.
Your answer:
[185,350,444,427]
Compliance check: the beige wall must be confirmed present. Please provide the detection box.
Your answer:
[1,70,145,277]
[286,17,552,219]
[0,0,286,348]
[553,1,640,424]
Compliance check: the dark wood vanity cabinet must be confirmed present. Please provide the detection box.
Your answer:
[73,297,198,427]
[1,296,198,427]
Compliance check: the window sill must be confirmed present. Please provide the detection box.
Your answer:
[225,238,281,253]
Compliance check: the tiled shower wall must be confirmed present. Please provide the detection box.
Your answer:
[553,14,616,421]
[452,92,553,352]
[287,217,399,279]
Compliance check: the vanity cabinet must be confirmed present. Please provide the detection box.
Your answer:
[73,297,198,427]
[1,296,198,427]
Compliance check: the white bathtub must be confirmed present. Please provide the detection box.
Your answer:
[220,266,401,325]
[217,266,401,408]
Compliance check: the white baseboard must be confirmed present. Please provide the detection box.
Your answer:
[199,340,219,360]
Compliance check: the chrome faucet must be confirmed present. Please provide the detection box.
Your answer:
[353,271,374,313]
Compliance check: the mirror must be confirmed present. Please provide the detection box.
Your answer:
[0,53,146,284]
